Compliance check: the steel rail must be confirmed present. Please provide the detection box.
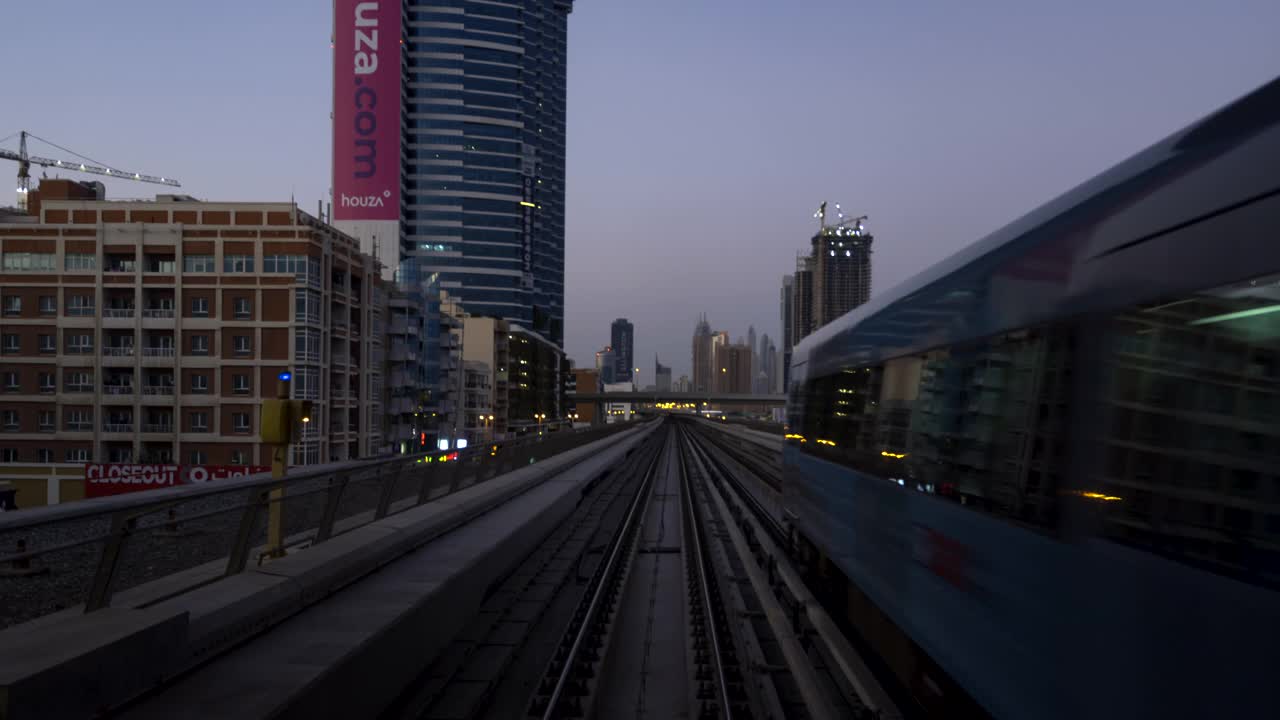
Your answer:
[677,425,735,720]
[538,431,665,720]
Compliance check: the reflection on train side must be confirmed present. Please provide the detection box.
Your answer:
[792,273,1280,589]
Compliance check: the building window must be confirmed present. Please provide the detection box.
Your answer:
[2,410,17,431]
[1,334,18,354]
[37,448,53,463]
[66,333,94,353]
[183,254,214,273]
[233,412,251,434]
[2,296,20,316]
[223,254,255,273]
[191,297,209,317]
[234,297,252,319]
[64,253,96,271]
[190,334,209,355]
[263,254,310,273]
[68,295,95,316]
[38,372,55,394]
[232,373,250,394]
[65,371,92,393]
[65,448,89,462]
[190,411,209,432]
[231,449,247,465]
[190,373,209,394]
[38,334,55,353]
[146,255,176,273]
[1,449,17,462]
[65,410,93,431]
[190,450,207,464]
[2,252,56,271]
[295,289,320,323]
[38,411,54,432]
[233,335,252,356]
[39,295,56,315]
[2,372,17,392]
[107,446,133,463]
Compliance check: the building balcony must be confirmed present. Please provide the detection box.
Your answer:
[103,346,135,358]
[103,384,135,396]
[142,308,175,319]
[142,385,175,396]
[142,347,176,358]
[103,308,136,319]
[102,423,134,433]
[142,423,174,433]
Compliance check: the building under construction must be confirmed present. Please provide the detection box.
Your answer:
[785,202,874,348]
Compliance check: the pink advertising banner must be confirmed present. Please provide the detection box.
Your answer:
[333,0,401,221]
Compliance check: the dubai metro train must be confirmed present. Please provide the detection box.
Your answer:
[782,76,1280,720]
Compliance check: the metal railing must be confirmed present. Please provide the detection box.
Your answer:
[102,347,134,357]
[103,308,136,318]
[142,347,176,358]
[0,421,642,629]
[142,308,175,319]
[143,386,175,396]
[103,385,135,395]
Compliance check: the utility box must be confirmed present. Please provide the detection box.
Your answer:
[260,399,291,444]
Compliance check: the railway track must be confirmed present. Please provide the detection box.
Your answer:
[392,418,895,720]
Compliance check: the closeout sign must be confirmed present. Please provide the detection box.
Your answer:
[84,464,270,498]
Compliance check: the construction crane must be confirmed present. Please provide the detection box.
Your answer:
[0,130,180,211]
[813,201,868,235]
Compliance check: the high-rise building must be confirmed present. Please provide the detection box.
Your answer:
[791,255,814,348]
[595,346,616,385]
[780,273,794,392]
[757,333,775,394]
[333,0,575,347]
[654,355,671,393]
[713,343,752,394]
[691,313,713,393]
[611,318,634,382]
[746,324,757,384]
[811,217,873,328]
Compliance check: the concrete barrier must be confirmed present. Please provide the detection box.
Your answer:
[0,421,657,720]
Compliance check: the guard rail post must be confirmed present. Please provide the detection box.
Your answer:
[314,472,348,543]
[84,512,138,612]
[225,486,269,576]
[373,461,402,520]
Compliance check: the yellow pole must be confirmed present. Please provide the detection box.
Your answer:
[265,373,292,560]
[266,444,288,559]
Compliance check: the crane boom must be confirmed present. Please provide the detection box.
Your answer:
[0,130,180,211]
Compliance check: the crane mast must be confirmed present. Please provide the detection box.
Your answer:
[0,130,181,211]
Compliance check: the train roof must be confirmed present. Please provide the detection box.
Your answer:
[793,74,1280,382]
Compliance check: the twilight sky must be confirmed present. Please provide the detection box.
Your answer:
[4,1,1278,380]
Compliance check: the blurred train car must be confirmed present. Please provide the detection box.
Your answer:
[783,76,1280,719]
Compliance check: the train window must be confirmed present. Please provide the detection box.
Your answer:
[797,323,1076,531]
[1088,273,1280,588]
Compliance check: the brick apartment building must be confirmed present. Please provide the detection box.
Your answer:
[0,180,387,468]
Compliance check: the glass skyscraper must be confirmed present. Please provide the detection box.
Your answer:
[402,0,572,348]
